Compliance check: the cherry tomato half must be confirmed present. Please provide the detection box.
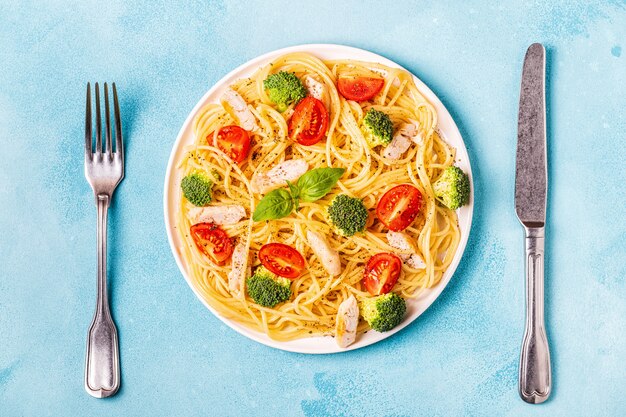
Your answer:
[337,77,385,101]
[216,125,251,163]
[288,97,329,146]
[362,253,403,296]
[376,184,423,232]
[258,243,305,279]
[190,223,234,265]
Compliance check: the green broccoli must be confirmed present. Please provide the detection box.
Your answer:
[181,172,214,206]
[327,194,368,236]
[433,166,470,210]
[263,71,308,112]
[361,293,406,332]
[246,266,292,307]
[362,108,393,148]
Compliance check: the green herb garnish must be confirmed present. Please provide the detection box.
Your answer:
[252,167,345,221]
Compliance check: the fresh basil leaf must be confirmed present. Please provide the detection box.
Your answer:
[286,180,300,211]
[252,189,294,221]
[297,167,345,202]
[286,180,299,200]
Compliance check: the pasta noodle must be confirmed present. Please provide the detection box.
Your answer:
[175,52,460,341]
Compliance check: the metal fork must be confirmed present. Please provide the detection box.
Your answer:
[84,82,124,398]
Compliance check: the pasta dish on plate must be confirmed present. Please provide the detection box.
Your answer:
[175,51,470,347]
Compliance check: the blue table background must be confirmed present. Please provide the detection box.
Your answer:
[1,1,624,416]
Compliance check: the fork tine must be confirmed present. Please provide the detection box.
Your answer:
[85,83,92,158]
[104,83,112,158]
[112,83,123,158]
[95,82,102,157]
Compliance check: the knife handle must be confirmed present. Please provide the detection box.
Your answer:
[519,226,551,403]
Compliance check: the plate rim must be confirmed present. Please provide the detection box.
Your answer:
[163,43,474,354]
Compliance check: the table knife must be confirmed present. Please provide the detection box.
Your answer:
[515,43,551,404]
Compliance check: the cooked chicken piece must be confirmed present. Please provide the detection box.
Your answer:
[228,242,249,294]
[405,120,424,146]
[335,295,359,348]
[404,253,426,269]
[412,133,424,146]
[250,159,308,194]
[220,89,258,131]
[386,231,426,269]
[303,74,330,109]
[383,120,423,160]
[306,230,342,276]
[188,205,246,225]
[383,133,412,160]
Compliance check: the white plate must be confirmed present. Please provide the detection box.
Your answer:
[164,44,474,354]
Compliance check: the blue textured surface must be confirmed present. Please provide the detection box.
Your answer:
[1,1,625,416]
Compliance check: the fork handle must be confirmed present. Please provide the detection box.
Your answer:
[85,195,120,398]
[519,226,551,403]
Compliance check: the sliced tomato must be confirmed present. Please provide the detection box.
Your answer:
[337,77,385,101]
[216,125,251,163]
[288,97,329,146]
[190,223,234,265]
[258,243,305,279]
[376,184,423,232]
[362,253,403,295]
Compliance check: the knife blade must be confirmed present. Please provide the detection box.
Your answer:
[515,43,551,404]
[515,43,547,227]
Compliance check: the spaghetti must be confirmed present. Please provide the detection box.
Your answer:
[176,52,461,341]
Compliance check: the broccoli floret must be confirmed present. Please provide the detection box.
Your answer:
[362,108,393,148]
[327,194,368,236]
[433,166,470,210]
[361,293,406,332]
[263,71,307,112]
[181,172,213,206]
[246,266,292,307]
